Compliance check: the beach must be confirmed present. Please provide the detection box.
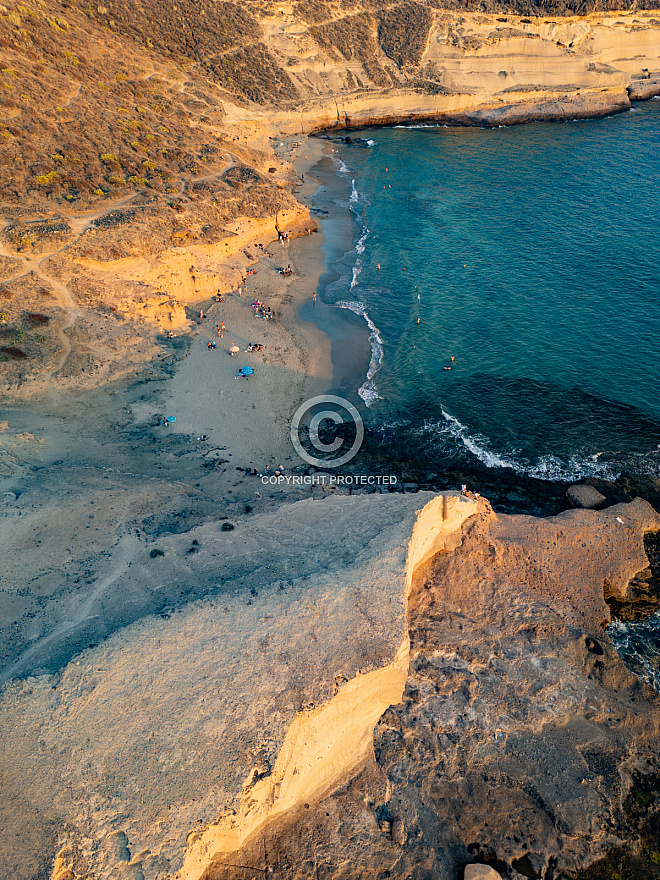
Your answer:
[0,130,397,878]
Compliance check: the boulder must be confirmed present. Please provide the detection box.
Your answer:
[391,817,406,846]
[464,866,503,880]
[566,484,605,509]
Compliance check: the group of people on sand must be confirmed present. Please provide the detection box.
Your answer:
[252,301,273,320]
[193,231,296,389]
[259,464,285,477]
[206,322,226,349]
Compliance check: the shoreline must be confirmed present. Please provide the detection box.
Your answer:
[296,150,375,404]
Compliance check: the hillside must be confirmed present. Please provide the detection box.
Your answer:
[1,0,659,396]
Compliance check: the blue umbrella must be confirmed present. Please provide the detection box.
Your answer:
[239,366,253,375]
[166,416,176,422]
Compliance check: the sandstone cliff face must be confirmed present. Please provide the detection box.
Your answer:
[250,8,660,129]
[199,498,660,880]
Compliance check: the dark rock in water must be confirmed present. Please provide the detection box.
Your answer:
[567,483,606,508]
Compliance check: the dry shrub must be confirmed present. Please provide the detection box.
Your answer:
[296,0,333,23]
[24,312,51,326]
[207,44,299,104]
[378,3,433,68]
[85,0,260,59]
[1,346,27,359]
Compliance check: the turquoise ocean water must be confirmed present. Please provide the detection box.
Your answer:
[316,101,660,688]
[324,101,660,481]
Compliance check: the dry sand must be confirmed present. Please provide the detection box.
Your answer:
[134,232,332,475]
[130,134,344,490]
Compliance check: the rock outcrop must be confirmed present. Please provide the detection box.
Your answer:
[196,497,660,880]
[465,867,504,880]
[567,483,606,508]
[1,490,659,880]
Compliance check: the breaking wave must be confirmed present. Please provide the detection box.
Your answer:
[418,409,621,482]
[337,300,383,405]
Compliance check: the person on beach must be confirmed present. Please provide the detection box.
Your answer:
[200,309,204,319]
[221,322,226,335]
[312,292,316,306]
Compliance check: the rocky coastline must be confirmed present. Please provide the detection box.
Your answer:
[177,496,660,880]
[1,2,660,879]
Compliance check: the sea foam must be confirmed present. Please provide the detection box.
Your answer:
[417,409,621,482]
[337,300,384,405]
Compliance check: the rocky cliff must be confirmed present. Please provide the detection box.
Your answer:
[191,496,660,880]
[1,482,659,880]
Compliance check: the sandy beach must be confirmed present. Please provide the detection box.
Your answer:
[0,131,393,877]
[126,135,376,505]
[0,130,388,688]
[131,227,333,494]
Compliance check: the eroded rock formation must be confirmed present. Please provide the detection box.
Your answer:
[197,497,660,880]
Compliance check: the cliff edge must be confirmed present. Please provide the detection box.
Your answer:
[195,495,660,880]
